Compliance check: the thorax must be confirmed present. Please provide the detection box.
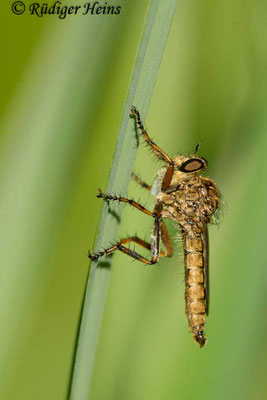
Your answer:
[154,169,219,231]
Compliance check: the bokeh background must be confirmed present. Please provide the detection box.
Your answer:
[1,0,267,399]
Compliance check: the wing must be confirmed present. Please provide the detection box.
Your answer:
[202,224,210,316]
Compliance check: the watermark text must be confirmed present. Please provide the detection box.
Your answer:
[11,1,122,18]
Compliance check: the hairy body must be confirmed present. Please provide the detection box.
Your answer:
[89,107,220,347]
[155,166,220,346]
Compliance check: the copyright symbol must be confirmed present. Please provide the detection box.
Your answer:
[12,1,25,15]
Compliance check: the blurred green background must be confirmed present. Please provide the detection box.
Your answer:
[1,0,267,399]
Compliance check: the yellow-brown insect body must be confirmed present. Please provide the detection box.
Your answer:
[183,234,206,347]
[156,156,220,347]
[89,108,222,348]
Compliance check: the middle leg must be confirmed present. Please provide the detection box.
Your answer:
[97,188,155,217]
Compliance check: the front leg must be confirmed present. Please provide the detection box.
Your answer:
[131,106,173,164]
[131,173,152,192]
[130,107,174,191]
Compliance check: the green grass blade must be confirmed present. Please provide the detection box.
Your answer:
[68,1,178,398]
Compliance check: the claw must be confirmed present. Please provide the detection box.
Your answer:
[97,188,104,198]
[88,250,99,261]
[130,106,137,115]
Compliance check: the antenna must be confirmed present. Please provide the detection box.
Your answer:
[194,141,201,155]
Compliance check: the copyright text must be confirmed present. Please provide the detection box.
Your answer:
[12,1,122,18]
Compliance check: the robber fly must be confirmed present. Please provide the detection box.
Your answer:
[89,107,220,347]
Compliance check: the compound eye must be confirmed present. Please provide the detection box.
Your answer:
[179,158,206,173]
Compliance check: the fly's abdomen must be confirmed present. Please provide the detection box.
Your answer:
[183,234,206,347]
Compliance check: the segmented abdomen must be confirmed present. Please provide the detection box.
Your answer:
[183,233,206,347]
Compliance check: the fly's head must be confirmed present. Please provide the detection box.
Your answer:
[173,155,208,175]
[153,144,208,194]
[173,142,208,177]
